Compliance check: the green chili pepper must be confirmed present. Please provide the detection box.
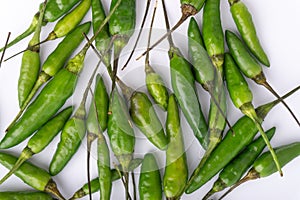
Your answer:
[139,153,162,200]
[18,1,47,108]
[0,152,65,200]
[0,107,72,185]
[163,94,188,200]
[220,142,300,199]
[185,85,300,194]
[228,0,270,66]
[202,0,224,72]
[6,22,91,132]
[226,30,300,127]
[0,0,80,52]
[203,127,276,199]
[224,52,281,175]
[130,91,168,150]
[0,2,121,149]
[70,158,143,199]
[0,191,53,200]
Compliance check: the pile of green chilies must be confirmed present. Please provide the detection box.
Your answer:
[0,0,300,199]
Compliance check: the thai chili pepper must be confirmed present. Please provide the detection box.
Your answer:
[18,1,47,108]
[0,191,53,200]
[225,30,300,127]
[185,85,300,194]
[219,142,300,200]
[202,0,224,72]
[0,152,65,200]
[139,153,162,200]
[70,158,143,199]
[163,94,188,200]
[145,0,169,111]
[0,0,81,52]
[224,52,281,175]
[136,0,207,59]
[0,1,121,149]
[0,106,72,185]
[228,0,270,66]
[162,0,208,149]
[49,61,101,176]
[6,22,91,132]
[203,127,276,200]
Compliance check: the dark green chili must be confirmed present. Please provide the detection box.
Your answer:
[0,152,65,200]
[226,30,300,127]
[220,142,300,199]
[0,0,81,52]
[70,158,143,199]
[0,1,121,149]
[18,1,47,108]
[0,191,53,200]
[163,94,188,200]
[185,85,300,194]
[203,127,276,199]
[139,153,162,200]
[228,0,270,66]
[6,22,91,132]
[0,107,72,185]
[224,52,281,175]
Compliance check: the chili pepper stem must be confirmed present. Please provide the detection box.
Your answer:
[136,4,197,60]
[0,32,11,67]
[0,147,33,185]
[86,133,97,200]
[131,172,137,200]
[218,168,259,200]
[45,179,65,200]
[240,103,283,176]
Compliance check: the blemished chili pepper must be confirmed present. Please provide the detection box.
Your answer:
[70,158,143,199]
[0,191,53,200]
[228,0,270,66]
[185,85,300,194]
[219,142,300,199]
[0,1,121,149]
[139,153,162,200]
[18,1,47,108]
[0,0,81,52]
[6,22,91,132]
[163,94,188,200]
[164,9,208,149]
[145,0,169,111]
[0,106,72,185]
[136,0,207,59]
[0,152,65,200]
[202,0,224,72]
[50,61,101,176]
[224,52,281,175]
[225,30,300,127]
[203,127,276,199]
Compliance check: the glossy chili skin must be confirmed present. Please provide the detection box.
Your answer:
[207,127,275,196]
[202,0,224,72]
[185,90,293,194]
[18,2,46,108]
[47,0,91,40]
[229,0,270,66]
[163,94,188,199]
[139,153,162,200]
[107,88,135,170]
[130,91,168,150]
[170,47,208,149]
[181,0,206,11]
[0,191,53,200]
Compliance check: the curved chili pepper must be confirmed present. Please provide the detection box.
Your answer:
[0,191,53,200]
[185,85,300,193]
[139,153,162,200]
[163,94,188,200]
[0,152,65,200]
[203,127,275,199]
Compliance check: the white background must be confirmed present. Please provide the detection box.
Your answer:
[1,0,300,199]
